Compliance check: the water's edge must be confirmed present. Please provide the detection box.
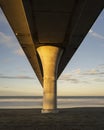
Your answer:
[0,96,104,109]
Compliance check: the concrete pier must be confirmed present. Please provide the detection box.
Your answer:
[37,46,63,113]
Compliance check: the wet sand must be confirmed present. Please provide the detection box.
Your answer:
[0,107,104,130]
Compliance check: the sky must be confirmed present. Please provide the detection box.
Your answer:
[0,8,104,96]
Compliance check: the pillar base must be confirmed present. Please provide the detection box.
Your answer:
[41,109,59,114]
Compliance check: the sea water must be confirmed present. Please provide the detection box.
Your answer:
[0,96,104,109]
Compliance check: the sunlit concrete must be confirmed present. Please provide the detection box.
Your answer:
[37,46,63,113]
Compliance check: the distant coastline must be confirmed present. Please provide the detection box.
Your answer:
[0,96,104,99]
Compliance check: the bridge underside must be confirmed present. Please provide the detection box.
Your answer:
[0,0,104,113]
[0,0,103,85]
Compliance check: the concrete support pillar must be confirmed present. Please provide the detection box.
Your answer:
[37,46,63,113]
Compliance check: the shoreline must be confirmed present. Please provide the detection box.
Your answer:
[0,107,104,130]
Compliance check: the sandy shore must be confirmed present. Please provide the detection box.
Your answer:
[0,107,104,130]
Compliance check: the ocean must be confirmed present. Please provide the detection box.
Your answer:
[0,96,104,109]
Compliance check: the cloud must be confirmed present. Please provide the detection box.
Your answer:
[82,69,104,76]
[0,75,34,80]
[0,31,25,56]
[59,68,81,83]
[97,64,104,69]
[13,47,25,56]
[72,68,81,74]
[59,74,79,83]
[94,78,104,83]
[59,74,71,80]
[0,73,3,76]
[82,69,98,75]
[59,64,104,84]
[0,9,24,56]
[0,9,26,57]
[0,31,17,47]
[89,29,104,40]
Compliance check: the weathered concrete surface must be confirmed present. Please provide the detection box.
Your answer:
[37,46,63,113]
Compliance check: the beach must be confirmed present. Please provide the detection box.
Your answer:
[0,107,104,130]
